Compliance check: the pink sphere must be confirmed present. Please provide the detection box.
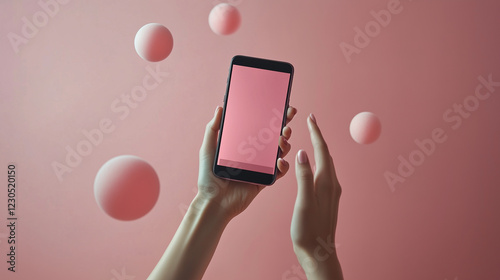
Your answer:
[209,3,241,35]
[350,112,382,144]
[134,23,173,62]
[94,155,160,221]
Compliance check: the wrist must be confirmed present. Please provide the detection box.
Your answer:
[189,193,232,226]
[294,245,342,280]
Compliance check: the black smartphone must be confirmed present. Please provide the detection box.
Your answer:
[213,55,294,185]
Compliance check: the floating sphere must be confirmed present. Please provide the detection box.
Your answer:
[350,112,381,144]
[134,23,173,62]
[209,3,241,35]
[94,155,160,221]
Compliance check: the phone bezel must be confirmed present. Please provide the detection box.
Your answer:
[213,55,294,186]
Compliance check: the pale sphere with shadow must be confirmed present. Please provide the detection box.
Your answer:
[94,155,160,221]
[134,23,173,62]
[209,3,241,35]
[350,112,382,144]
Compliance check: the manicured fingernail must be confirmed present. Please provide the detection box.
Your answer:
[282,136,289,145]
[298,150,308,164]
[309,113,316,124]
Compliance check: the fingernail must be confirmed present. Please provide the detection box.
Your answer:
[214,106,219,115]
[309,113,316,124]
[298,150,308,164]
[282,136,289,145]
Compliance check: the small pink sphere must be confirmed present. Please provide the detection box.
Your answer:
[209,3,241,35]
[350,112,382,144]
[134,23,173,62]
[94,155,160,221]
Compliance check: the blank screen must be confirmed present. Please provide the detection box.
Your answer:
[217,65,290,174]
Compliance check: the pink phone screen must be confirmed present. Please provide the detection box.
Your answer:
[217,65,291,174]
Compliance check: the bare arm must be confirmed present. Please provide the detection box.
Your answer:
[147,195,229,280]
[148,106,297,280]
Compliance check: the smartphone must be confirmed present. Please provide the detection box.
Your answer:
[213,55,294,185]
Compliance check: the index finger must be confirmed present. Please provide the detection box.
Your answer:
[307,114,333,175]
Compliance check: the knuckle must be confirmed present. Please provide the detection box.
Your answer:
[206,121,214,131]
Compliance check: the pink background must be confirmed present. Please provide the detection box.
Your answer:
[1,0,499,279]
[218,65,290,174]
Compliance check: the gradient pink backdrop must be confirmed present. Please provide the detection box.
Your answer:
[1,0,499,279]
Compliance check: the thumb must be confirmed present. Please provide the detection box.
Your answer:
[295,150,314,206]
[200,106,222,164]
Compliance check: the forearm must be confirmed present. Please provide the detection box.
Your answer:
[148,194,230,280]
